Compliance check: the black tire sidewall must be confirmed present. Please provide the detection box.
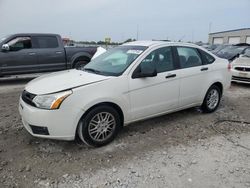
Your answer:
[202,85,221,113]
[78,105,121,147]
[74,61,87,69]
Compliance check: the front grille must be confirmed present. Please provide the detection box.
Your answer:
[29,125,49,135]
[232,76,250,82]
[234,67,250,72]
[22,90,36,107]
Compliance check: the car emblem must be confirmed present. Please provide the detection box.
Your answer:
[243,67,246,72]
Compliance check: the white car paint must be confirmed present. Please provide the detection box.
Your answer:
[19,41,231,141]
[231,55,250,83]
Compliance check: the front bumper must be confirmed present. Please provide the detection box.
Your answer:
[231,67,250,84]
[19,97,84,141]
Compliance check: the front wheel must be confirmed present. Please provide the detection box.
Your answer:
[77,105,121,147]
[201,85,221,113]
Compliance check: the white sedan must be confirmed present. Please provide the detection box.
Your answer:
[231,48,250,84]
[19,41,231,147]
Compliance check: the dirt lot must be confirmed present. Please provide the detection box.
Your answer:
[0,75,250,188]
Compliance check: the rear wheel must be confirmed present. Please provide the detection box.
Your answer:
[77,105,121,147]
[201,85,221,113]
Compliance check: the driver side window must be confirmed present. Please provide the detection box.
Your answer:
[243,48,250,57]
[139,46,174,73]
[7,37,32,51]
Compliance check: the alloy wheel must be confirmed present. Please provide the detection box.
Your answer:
[88,112,116,142]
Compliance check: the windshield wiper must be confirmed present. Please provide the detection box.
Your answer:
[83,68,101,74]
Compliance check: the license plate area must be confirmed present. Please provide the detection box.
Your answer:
[239,72,248,77]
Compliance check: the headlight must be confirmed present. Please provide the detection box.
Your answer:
[32,90,72,110]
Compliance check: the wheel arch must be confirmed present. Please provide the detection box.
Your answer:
[210,81,223,95]
[75,101,125,138]
[70,52,92,68]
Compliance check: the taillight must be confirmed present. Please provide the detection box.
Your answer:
[227,63,231,71]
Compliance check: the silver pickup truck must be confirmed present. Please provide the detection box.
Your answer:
[0,33,98,76]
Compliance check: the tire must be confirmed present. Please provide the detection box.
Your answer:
[74,61,88,70]
[77,105,121,147]
[201,85,221,113]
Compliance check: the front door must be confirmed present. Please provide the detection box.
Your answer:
[0,36,38,75]
[128,46,180,121]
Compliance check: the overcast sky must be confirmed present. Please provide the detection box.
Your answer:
[0,0,249,42]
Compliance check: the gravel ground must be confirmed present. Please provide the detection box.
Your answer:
[0,75,250,188]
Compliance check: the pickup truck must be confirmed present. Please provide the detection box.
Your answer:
[0,33,98,76]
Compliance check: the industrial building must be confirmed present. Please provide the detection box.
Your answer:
[208,28,250,44]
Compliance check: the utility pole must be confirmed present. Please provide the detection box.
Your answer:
[208,22,212,44]
[209,22,212,34]
[136,24,139,40]
[192,30,194,43]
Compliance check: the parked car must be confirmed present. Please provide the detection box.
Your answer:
[19,41,231,147]
[202,44,219,51]
[211,44,230,55]
[231,47,250,83]
[216,43,250,60]
[0,33,99,76]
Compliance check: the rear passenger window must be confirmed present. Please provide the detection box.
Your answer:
[176,47,202,68]
[199,49,215,64]
[34,36,58,48]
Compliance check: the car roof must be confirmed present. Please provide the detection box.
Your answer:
[10,33,60,37]
[123,40,199,48]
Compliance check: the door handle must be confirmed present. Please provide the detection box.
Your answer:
[165,74,176,79]
[201,67,208,71]
[55,51,62,54]
[29,52,36,56]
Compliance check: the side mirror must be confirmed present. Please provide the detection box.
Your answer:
[132,64,157,79]
[2,44,10,51]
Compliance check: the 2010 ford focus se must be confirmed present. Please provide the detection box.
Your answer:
[19,41,231,147]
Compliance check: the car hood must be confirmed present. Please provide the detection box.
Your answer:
[232,57,250,67]
[25,69,110,95]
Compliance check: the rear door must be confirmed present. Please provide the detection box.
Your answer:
[175,46,212,107]
[0,36,38,74]
[129,46,180,121]
[32,36,66,72]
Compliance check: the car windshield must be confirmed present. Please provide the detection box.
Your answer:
[213,45,227,54]
[243,48,250,58]
[83,45,147,76]
[0,35,9,43]
[216,46,246,59]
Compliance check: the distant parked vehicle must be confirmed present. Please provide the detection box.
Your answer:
[202,44,219,51]
[231,48,250,83]
[0,33,100,76]
[211,44,230,55]
[19,41,231,147]
[216,43,250,60]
